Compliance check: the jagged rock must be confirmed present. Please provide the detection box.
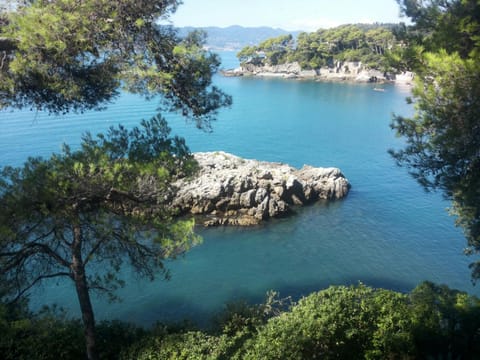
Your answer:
[255,187,268,204]
[171,152,351,226]
[240,189,256,208]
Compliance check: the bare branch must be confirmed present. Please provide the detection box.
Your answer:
[55,226,73,247]
[0,50,7,69]
[1,240,70,269]
[31,242,70,268]
[83,236,108,267]
[8,271,71,304]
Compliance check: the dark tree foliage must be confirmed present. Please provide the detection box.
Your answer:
[390,0,480,280]
[410,281,480,359]
[396,0,480,57]
[0,0,231,128]
[0,299,147,360]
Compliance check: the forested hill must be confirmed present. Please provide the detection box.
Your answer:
[178,25,301,50]
[237,23,403,71]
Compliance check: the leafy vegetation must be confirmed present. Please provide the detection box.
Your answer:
[237,24,401,70]
[389,0,480,280]
[1,283,479,359]
[0,0,231,127]
[0,116,202,359]
[0,300,146,360]
[237,34,294,66]
[0,1,233,359]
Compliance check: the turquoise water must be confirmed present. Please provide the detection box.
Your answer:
[0,52,476,326]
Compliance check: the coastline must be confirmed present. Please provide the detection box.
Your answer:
[222,61,414,86]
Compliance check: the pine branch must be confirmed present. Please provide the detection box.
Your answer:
[8,271,71,304]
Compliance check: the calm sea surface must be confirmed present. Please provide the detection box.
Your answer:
[0,52,477,326]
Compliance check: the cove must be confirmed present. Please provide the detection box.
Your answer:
[0,52,477,327]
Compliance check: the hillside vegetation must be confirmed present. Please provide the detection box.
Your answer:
[237,24,402,71]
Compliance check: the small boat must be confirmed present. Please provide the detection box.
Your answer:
[373,87,386,92]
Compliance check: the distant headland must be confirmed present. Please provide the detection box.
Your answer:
[219,23,415,85]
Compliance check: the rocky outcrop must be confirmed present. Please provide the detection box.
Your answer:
[172,152,350,226]
[241,62,303,78]
[222,61,406,84]
[393,71,415,85]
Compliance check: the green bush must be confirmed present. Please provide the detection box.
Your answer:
[242,284,414,359]
[0,304,85,360]
[0,303,145,360]
[410,281,480,359]
[2,283,479,359]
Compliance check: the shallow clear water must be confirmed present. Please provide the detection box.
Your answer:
[0,52,476,327]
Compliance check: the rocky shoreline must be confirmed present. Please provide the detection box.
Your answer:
[222,61,414,85]
[172,152,350,226]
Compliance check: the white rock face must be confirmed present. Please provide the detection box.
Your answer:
[223,60,404,84]
[172,152,350,226]
[394,71,415,85]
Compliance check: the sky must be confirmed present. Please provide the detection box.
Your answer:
[171,0,407,31]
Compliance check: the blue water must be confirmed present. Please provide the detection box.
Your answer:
[0,52,476,326]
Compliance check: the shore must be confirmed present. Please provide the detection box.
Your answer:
[222,61,414,86]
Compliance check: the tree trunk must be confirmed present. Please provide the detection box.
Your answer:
[72,222,99,360]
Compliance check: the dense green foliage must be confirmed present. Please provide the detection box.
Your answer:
[0,301,146,360]
[389,0,480,280]
[237,24,400,70]
[1,283,479,359]
[237,34,294,66]
[241,285,414,360]
[0,0,231,126]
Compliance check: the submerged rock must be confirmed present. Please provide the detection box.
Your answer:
[171,152,350,226]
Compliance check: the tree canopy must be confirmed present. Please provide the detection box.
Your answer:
[389,0,480,280]
[237,24,401,70]
[0,115,201,359]
[0,0,231,127]
[0,2,234,359]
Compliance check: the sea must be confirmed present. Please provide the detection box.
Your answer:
[1,52,477,327]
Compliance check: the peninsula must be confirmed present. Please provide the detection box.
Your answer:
[172,152,350,226]
[223,24,414,85]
